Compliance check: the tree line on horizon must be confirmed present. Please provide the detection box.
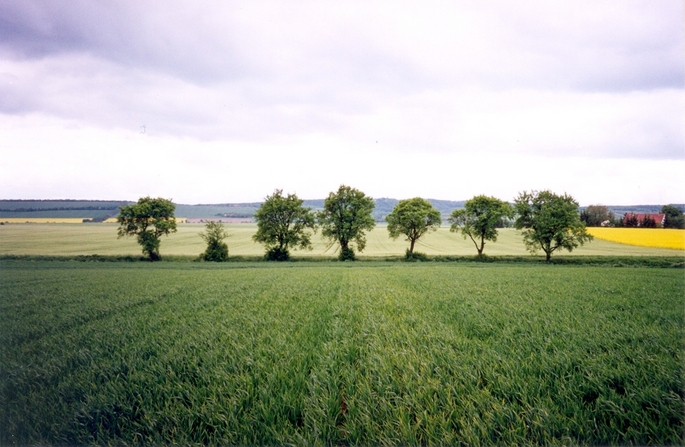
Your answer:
[4,199,682,226]
[114,185,685,263]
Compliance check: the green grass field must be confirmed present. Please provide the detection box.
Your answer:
[1,223,683,258]
[0,260,683,445]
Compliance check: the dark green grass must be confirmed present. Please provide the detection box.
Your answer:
[2,253,684,268]
[0,261,683,445]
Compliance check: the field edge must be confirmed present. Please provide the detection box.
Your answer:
[1,254,683,268]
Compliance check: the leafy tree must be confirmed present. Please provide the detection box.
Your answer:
[252,189,317,261]
[623,214,639,227]
[662,205,685,229]
[640,215,657,228]
[199,221,229,261]
[580,205,615,227]
[514,190,593,262]
[386,198,441,254]
[449,195,513,256]
[318,185,375,261]
[117,197,177,261]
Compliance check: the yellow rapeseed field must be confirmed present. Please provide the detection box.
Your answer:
[587,227,685,250]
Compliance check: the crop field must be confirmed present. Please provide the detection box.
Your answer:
[103,217,189,224]
[1,224,683,258]
[0,218,89,224]
[588,227,685,250]
[0,261,682,445]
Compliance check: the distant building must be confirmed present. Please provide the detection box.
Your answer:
[622,213,665,227]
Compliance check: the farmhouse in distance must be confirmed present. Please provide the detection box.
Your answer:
[622,213,665,227]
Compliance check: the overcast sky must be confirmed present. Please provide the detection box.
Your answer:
[1,1,683,205]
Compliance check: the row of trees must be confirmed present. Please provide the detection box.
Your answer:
[117,187,594,263]
[252,186,375,261]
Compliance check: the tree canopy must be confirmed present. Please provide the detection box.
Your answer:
[449,195,513,256]
[580,205,615,227]
[623,214,639,227]
[386,198,441,254]
[252,189,317,261]
[199,221,229,262]
[117,197,177,261]
[318,185,375,261]
[514,190,592,262]
[662,205,685,229]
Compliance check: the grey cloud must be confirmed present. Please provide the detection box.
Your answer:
[0,1,253,84]
[0,0,682,161]
[3,1,681,92]
[494,0,684,92]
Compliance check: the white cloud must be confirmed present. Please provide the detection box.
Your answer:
[1,114,683,205]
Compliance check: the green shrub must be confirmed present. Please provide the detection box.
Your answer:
[199,221,229,262]
[404,249,429,262]
[339,247,356,261]
[201,241,229,262]
[265,247,290,261]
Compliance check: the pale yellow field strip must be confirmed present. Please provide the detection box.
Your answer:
[1,224,683,257]
[587,227,685,250]
[0,218,88,224]
[102,217,187,223]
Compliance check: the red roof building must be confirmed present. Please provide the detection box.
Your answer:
[623,213,665,227]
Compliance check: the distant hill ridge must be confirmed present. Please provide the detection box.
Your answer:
[0,199,682,222]
[0,198,466,221]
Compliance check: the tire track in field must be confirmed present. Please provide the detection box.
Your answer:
[3,290,176,349]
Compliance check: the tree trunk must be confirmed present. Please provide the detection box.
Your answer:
[409,239,415,253]
[545,251,551,262]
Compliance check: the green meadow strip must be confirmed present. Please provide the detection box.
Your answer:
[0,262,683,445]
[1,254,684,268]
